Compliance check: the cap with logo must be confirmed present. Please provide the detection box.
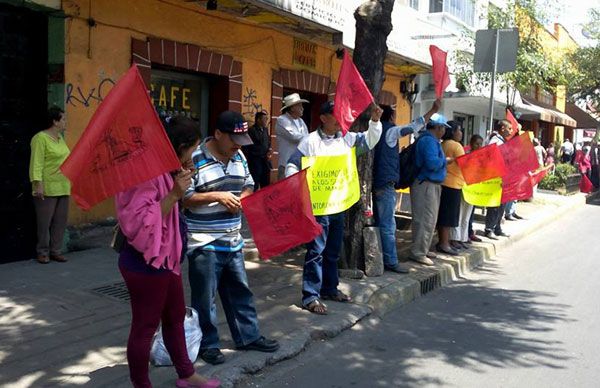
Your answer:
[216,111,253,146]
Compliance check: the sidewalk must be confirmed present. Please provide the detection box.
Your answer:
[0,192,588,388]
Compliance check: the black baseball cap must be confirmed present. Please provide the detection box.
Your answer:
[216,111,253,146]
[320,100,335,115]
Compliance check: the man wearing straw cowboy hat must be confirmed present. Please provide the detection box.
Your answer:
[275,93,309,179]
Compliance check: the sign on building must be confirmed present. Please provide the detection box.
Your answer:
[293,38,317,69]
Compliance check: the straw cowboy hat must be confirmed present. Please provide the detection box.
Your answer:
[281,93,309,112]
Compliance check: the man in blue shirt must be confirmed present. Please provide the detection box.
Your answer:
[372,99,441,273]
[408,113,450,266]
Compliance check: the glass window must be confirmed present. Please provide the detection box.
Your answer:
[150,69,210,138]
[429,0,443,12]
[430,0,475,27]
[410,0,419,10]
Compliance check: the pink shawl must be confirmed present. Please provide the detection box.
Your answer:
[115,173,182,275]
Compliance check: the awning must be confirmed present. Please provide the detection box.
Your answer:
[518,99,577,127]
[565,102,600,129]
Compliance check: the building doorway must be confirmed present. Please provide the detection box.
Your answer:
[150,68,230,139]
[282,88,328,131]
[0,4,49,263]
[453,112,475,143]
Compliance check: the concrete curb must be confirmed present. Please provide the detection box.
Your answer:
[167,194,587,387]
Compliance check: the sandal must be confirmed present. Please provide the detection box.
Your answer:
[303,299,328,315]
[322,291,352,303]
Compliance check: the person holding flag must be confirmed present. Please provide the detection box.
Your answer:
[183,111,279,366]
[372,99,442,273]
[286,101,383,314]
[115,117,219,388]
[484,119,513,239]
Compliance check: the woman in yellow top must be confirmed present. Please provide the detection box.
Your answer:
[29,106,71,264]
[436,121,465,256]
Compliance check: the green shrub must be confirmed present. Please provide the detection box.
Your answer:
[539,174,561,190]
[553,163,577,186]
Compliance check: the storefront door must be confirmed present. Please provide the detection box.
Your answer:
[0,4,48,263]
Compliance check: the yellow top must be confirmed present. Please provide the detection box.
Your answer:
[29,131,71,196]
[442,139,466,189]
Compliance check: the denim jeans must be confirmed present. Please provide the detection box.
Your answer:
[188,249,261,349]
[302,212,345,307]
[484,204,506,234]
[504,200,516,216]
[373,184,399,267]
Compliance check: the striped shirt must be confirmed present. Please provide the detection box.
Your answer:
[184,138,254,252]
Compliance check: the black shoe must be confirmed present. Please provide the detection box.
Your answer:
[384,263,411,273]
[494,231,510,237]
[505,215,516,221]
[513,213,524,220]
[484,230,498,240]
[199,348,225,365]
[237,336,280,352]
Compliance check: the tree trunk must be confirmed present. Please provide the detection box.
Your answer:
[341,0,395,272]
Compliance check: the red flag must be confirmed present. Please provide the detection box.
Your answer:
[333,50,374,135]
[505,109,519,140]
[429,45,450,99]
[456,144,507,185]
[501,172,533,203]
[498,132,539,178]
[61,65,180,210]
[241,169,323,260]
[530,165,552,186]
[580,174,594,193]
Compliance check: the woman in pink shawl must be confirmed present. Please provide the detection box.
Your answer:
[116,117,219,388]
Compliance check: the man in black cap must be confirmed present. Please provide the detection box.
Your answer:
[183,110,279,365]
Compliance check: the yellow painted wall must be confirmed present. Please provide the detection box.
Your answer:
[62,0,413,224]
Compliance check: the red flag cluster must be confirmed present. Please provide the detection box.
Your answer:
[333,50,374,135]
[456,144,506,185]
[61,65,181,210]
[241,169,323,259]
[429,45,451,99]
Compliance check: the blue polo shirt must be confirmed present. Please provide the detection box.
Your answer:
[415,131,447,183]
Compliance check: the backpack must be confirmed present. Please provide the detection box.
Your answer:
[394,136,421,190]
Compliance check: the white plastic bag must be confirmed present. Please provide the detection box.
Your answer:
[150,307,202,366]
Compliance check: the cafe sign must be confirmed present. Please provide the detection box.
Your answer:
[293,38,317,69]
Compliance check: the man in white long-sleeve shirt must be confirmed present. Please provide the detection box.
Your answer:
[275,93,309,179]
[286,100,383,315]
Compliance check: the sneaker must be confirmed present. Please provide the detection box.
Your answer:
[384,263,412,273]
[237,336,280,352]
[484,230,498,240]
[505,215,516,221]
[494,231,510,238]
[199,348,225,365]
[409,255,434,266]
[513,213,524,220]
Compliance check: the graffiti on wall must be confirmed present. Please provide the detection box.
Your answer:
[242,87,265,122]
[66,78,116,108]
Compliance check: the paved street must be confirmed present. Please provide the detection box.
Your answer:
[239,196,600,388]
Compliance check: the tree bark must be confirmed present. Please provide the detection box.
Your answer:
[341,0,395,272]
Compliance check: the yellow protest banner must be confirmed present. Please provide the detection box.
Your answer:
[462,177,502,207]
[301,148,360,216]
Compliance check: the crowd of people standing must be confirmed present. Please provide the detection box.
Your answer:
[28,96,599,387]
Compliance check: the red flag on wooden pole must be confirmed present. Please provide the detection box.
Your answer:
[456,144,507,185]
[241,169,323,260]
[61,65,181,210]
[429,45,450,99]
[333,49,374,135]
[505,108,519,140]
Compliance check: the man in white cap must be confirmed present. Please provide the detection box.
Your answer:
[275,93,309,179]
